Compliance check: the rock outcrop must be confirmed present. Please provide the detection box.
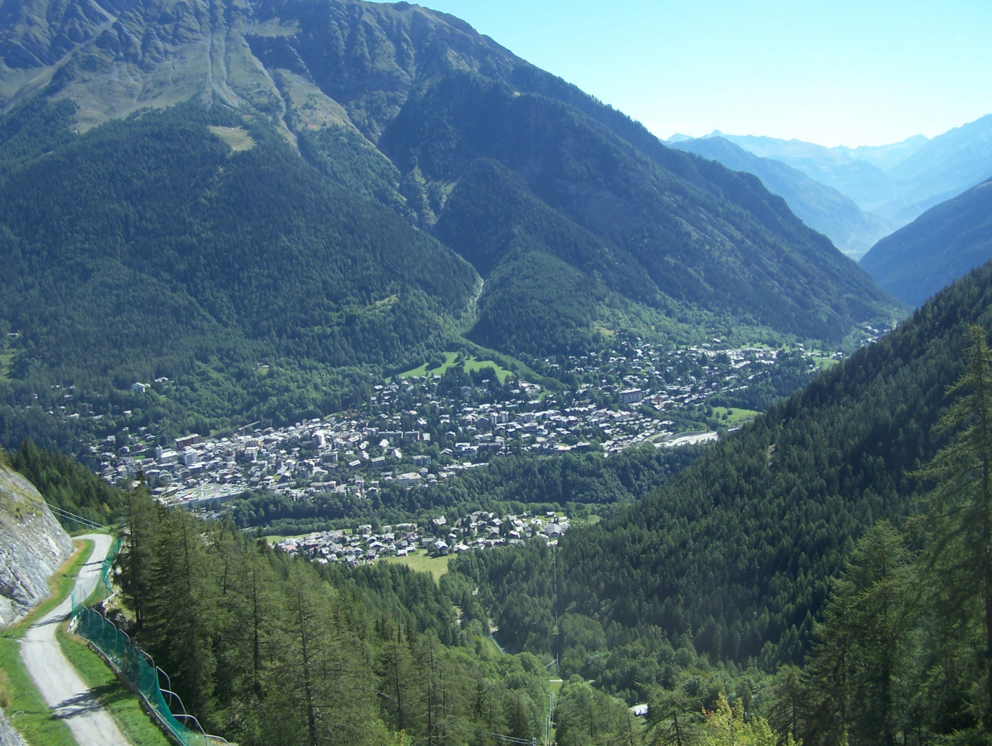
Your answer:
[0,463,74,628]
[0,710,27,746]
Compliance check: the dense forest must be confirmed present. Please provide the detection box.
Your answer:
[0,100,476,449]
[2,438,122,526]
[384,68,901,349]
[9,272,992,746]
[109,486,793,746]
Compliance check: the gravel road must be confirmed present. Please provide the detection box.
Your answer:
[20,533,131,745]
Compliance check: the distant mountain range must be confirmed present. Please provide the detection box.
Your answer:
[672,117,992,235]
[670,136,892,259]
[860,177,992,307]
[709,131,905,211]
[0,0,902,447]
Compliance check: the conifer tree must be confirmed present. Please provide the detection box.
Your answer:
[917,324,992,735]
[115,484,160,628]
[143,505,218,720]
[645,683,705,746]
[803,521,915,746]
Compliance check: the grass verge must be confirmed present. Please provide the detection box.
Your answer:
[57,627,171,746]
[0,538,93,746]
[0,640,76,746]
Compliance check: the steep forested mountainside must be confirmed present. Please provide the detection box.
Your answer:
[0,101,477,449]
[376,67,898,345]
[452,260,992,682]
[671,136,892,259]
[860,178,992,308]
[0,0,901,449]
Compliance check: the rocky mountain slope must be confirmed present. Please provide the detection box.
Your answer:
[0,712,26,746]
[860,177,992,307]
[0,463,73,627]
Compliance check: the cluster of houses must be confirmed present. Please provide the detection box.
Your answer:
[274,510,572,564]
[90,341,834,513]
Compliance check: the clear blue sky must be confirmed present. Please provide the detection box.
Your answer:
[409,0,992,147]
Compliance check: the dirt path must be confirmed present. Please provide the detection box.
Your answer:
[19,533,131,745]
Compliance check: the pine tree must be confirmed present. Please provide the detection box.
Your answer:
[376,623,416,732]
[213,533,277,741]
[646,683,705,746]
[142,505,218,720]
[115,485,160,628]
[803,521,915,746]
[766,665,806,745]
[264,562,385,746]
[917,324,992,734]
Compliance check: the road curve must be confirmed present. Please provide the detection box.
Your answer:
[20,533,131,746]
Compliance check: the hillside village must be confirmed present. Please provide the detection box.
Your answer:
[90,339,852,513]
[274,509,571,564]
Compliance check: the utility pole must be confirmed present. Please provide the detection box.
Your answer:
[552,543,558,625]
[552,543,560,670]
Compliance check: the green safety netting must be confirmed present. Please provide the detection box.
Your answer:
[70,539,225,746]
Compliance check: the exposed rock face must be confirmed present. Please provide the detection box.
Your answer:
[0,709,27,746]
[0,464,74,628]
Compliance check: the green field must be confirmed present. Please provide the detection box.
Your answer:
[570,514,602,529]
[398,351,514,383]
[207,125,256,152]
[812,356,841,369]
[711,407,761,425]
[381,550,451,582]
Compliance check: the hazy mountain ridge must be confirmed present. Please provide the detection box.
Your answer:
[834,134,929,171]
[686,118,992,232]
[670,135,892,258]
[708,132,899,210]
[875,114,992,226]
